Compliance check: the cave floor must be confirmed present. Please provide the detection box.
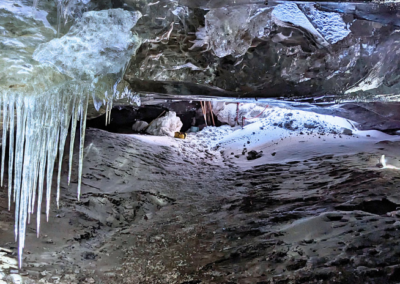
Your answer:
[2,128,400,283]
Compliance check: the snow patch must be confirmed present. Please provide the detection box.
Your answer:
[272,3,328,46]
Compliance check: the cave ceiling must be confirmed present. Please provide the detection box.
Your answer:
[112,0,400,104]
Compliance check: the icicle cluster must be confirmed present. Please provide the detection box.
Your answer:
[0,88,88,266]
[1,7,142,266]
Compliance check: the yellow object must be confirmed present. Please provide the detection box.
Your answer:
[174,132,187,139]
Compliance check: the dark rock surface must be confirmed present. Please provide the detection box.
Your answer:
[122,1,400,102]
[2,129,400,283]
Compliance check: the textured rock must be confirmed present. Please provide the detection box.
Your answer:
[124,1,400,103]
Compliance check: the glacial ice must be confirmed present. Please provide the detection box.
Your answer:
[33,9,142,80]
[191,5,271,58]
[0,6,142,266]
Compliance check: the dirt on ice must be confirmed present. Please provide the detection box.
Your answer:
[2,109,400,283]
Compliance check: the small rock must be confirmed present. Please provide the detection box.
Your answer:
[247,150,263,160]
[271,152,276,156]
[342,128,353,135]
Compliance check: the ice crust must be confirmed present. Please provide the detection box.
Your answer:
[0,7,142,266]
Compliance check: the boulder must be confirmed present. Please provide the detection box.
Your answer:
[146,111,183,137]
[132,120,149,132]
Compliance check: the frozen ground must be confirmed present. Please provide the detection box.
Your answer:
[1,107,400,283]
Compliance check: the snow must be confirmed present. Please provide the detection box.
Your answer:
[272,3,350,45]
[169,106,397,170]
[272,3,328,46]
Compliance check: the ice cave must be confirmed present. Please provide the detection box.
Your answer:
[3,0,400,283]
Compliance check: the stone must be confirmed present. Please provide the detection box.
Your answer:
[146,111,183,137]
[132,120,149,132]
[247,150,263,160]
[341,128,353,135]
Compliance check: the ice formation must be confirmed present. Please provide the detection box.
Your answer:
[190,5,271,57]
[0,6,142,266]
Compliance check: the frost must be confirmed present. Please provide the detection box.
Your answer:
[299,4,350,44]
[345,62,384,94]
[190,5,271,58]
[272,3,350,45]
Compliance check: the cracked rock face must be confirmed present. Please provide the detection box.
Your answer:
[122,0,400,102]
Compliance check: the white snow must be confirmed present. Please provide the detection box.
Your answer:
[272,3,350,45]
[272,3,328,47]
[165,106,398,170]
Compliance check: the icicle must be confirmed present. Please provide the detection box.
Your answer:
[68,97,79,185]
[8,97,15,204]
[2,6,143,268]
[1,97,9,209]
[32,0,39,11]
[18,98,35,267]
[36,127,48,237]
[105,91,109,126]
[77,94,89,200]
[108,99,113,125]
[56,92,73,208]
[14,96,27,239]
[56,0,63,36]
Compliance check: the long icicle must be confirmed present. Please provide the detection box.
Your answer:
[1,97,10,209]
[14,96,27,240]
[1,95,8,188]
[8,97,15,204]
[68,98,79,185]
[77,94,89,200]
[56,92,73,208]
